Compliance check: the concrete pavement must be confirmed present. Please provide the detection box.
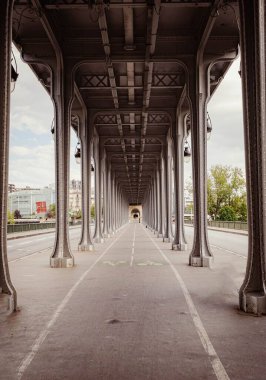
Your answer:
[0,223,264,380]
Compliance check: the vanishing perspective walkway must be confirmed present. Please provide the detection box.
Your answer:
[1,223,265,380]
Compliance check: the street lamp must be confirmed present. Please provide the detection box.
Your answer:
[50,119,55,139]
[11,63,18,93]
[207,112,212,140]
[74,142,81,164]
[184,139,191,163]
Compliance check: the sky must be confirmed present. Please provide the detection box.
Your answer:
[10,48,245,188]
[10,47,81,188]
[184,57,245,183]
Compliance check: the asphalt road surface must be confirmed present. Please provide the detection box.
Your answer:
[185,226,248,258]
[7,224,248,262]
[7,227,84,262]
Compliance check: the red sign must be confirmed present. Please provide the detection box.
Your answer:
[36,201,47,214]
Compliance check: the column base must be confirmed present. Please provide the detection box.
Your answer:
[0,292,16,314]
[172,243,187,251]
[157,233,163,238]
[163,237,171,243]
[242,292,266,315]
[50,257,74,268]
[189,256,213,268]
[94,237,104,244]
[78,244,94,252]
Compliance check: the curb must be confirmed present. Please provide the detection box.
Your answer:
[185,224,248,236]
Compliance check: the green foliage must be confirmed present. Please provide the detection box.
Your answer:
[90,203,95,219]
[46,203,56,218]
[218,205,236,221]
[7,210,15,225]
[75,209,82,219]
[207,165,247,221]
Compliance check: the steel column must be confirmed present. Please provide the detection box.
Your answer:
[50,61,74,268]
[239,0,266,314]
[0,0,17,312]
[79,119,94,251]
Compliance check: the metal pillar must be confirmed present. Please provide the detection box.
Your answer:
[50,62,74,268]
[239,0,266,314]
[157,159,163,238]
[163,143,171,242]
[172,110,188,251]
[79,118,94,251]
[93,137,104,243]
[188,58,212,267]
[106,164,112,237]
[102,152,108,237]
[0,0,17,312]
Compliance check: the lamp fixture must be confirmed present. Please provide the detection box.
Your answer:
[51,119,55,139]
[74,142,81,164]
[11,50,19,93]
[207,112,212,140]
[184,139,191,163]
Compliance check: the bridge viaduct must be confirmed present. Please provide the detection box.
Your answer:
[0,0,265,321]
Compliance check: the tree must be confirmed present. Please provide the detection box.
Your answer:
[46,203,56,219]
[75,209,82,219]
[207,165,247,221]
[91,203,95,219]
[14,209,21,219]
[8,210,15,225]
[218,205,236,221]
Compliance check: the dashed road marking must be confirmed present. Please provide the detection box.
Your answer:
[210,244,247,259]
[143,225,230,380]
[17,225,129,380]
[130,224,136,267]
[103,260,127,266]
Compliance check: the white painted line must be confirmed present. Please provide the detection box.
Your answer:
[130,224,136,267]
[18,241,34,245]
[9,248,52,263]
[17,224,129,380]
[143,226,230,380]
[210,244,247,259]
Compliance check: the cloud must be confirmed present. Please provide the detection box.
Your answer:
[10,146,31,156]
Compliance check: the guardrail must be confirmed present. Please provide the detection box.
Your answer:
[185,219,248,231]
[7,220,82,234]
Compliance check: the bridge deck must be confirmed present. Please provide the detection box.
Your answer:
[0,224,264,380]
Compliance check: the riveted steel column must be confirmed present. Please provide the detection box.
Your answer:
[239,0,266,314]
[0,0,17,312]
[153,175,157,232]
[162,144,170,242]
[79,117,94,251]
[172,111,188,251]
[157,158,163,238]
[50,61,74,268]
[188,58,212,267]
[106,164,112,236]
[93,137,104,243]
[151,177,156,232]
[111,173,115,234]
[102,151,108,237]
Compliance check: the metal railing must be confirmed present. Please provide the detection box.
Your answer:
[7,220,82,234]
[185,219,248,231]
